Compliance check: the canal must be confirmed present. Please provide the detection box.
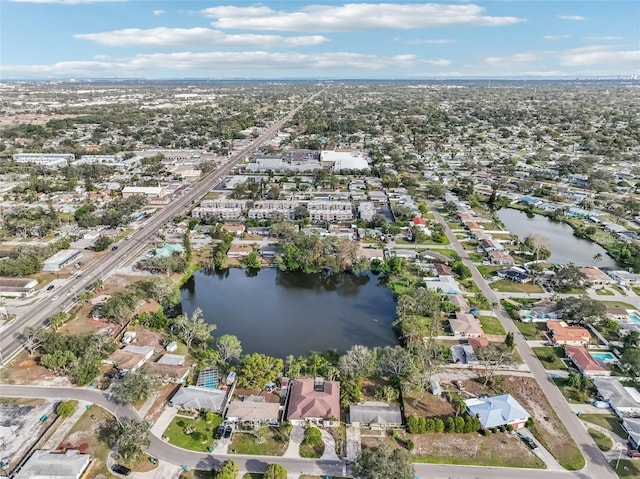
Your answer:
[497,208,617,267]
[180,268,398,357]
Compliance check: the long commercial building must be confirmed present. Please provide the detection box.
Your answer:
[13,153,73,167]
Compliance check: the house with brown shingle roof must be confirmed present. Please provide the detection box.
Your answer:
[286,377,340,427]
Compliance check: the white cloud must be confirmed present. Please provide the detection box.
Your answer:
[543,35,569,41]
[9,0,124,3]
[153,9,165,16]
[559,45,640,66]
[202,3,526,32]
[1,50,451,78]
[585,36,623,41]
[74,28,329,48]
[557,15,586,21]
[484,53,539,65]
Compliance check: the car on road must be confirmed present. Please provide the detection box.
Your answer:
[214,426,225,440]
[223,426,232,438]
[51,295,59,302]
[111,245,118,251]
[111,464,131,476]
[46,285,54,291]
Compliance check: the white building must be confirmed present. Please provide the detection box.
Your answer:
[13,153,73,167]
[358,202,375,221]
[320,151,369,171]
[42,249,81,272]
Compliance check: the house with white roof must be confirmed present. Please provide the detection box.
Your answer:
[464,394,529,430]
[593,377,640,418]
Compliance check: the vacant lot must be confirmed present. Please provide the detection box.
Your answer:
[491,279,544,294]
[402,390,454,418]
[610,459,640,479]
[478,315,506,335]
[466,376,585,470]
[163,414,222,452]
[229,426,290,456]
[581,414,627,439]
[533,346,567,370]
[514,321,548,340]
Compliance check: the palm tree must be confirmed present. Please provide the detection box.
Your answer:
[593,253,603,267]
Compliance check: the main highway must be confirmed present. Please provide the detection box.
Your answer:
[0,90,321,367]
[0,384,598,478]
[428,201,617,479]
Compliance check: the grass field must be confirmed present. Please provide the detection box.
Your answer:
[588,428,613,451]
[610,459,640,479]
[229,426,290,456]
[581,414,627,439]
[596,288,615,296]
[515,321,547,340]
[163,414,222,452]
[600,301,637,310]
[533,346,566,370]
[478,315,506,335]
[491,279,544,293]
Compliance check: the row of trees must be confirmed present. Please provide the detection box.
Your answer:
[0,237,70,277]
[406,414,483,434]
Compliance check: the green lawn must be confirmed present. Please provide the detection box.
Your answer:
[588,428,613,451]
[600,301,637,310]
[515,321,547,340]
[533,346,566,370]
[596,288,615,296]
[559,288,587,295]
[633,287,640,296]
[163,414,222,452]
[491,279,544,294]
[229,426,290,456]
[461,279,480,293]
[477,265,502,278]
[581,414,627,439]
[610,459,640,479]
[553,378,591,404]
[242,474,264,479]
[299,441,325,458]
[478,315,506,335]
[428,248,459,258]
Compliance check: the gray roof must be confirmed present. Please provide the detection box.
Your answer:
[14,449,90,479]
[157,353,185,366]
[593,378,640,410]
[170,385,226,412]
[349,402,402,425]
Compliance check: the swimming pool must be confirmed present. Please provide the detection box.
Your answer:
[629,312,640,324]
[589,351,616,363]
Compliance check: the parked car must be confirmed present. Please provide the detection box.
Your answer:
[627,449,640,458]
[214,426,225,440]
[111,464,131,476]
[223,426,232,438]
[517,432,539,450]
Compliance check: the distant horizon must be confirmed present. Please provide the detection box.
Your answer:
[1,1,637,80]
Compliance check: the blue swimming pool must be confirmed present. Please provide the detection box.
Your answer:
[629,313,640,324]
[589,351,616,363]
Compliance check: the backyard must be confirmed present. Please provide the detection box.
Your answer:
[229,425,291,456]
[162,413,223,452]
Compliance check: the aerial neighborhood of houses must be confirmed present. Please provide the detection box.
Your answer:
[1,80,640,479]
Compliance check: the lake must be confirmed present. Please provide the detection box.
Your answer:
[180,268,398,357]
[497,208,617,267]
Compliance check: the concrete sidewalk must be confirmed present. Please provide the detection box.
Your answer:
[42,400,91,449]
[150,404,178,436]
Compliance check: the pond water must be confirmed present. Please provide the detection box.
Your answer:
[180,268,398,357]
[497,208,617,267]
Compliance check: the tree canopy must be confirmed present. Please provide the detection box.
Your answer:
[353,444,415,479]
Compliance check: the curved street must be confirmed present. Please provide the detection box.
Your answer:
[0,384,604,478]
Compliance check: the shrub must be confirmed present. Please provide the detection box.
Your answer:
[405,439,414,451]
[303,427,323,447]
[56,401,75,418]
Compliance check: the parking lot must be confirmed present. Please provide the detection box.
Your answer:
[0,399,57,470]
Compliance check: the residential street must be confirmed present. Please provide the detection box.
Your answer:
[428,201,618,479]
[0,384,600,478]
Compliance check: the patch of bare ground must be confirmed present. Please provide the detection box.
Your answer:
[467,376,585,470]
[144,383,179,424]
[402,390,455,417]
[361,430,544,468]
[0,351,71,386]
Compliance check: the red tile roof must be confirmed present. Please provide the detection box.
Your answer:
[286,378,340,421]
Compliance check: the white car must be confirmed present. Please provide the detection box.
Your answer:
[51,295,59,301]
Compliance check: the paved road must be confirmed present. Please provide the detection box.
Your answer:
[428,201,617,479]
[0,90,322,367]
[0,385,600,479]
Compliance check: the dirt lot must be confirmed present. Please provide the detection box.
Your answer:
[144,383,180,424]
[402,390,454,417]
[0,352,71,386]
[361,431,544,468]
[464,376,584,470]
[0,398,57,471]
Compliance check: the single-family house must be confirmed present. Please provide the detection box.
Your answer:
[623,417,640,451]
[593,378,640,418]
[547,321,591,346]
[450,343,478,364]
[146,359,190,384]
[447,293,469,312]
[105,344,155,373]
[286,377,340,427]
[349,401,403,429]
[170,385,227,412]
[424,275,461,294]
[579,267,613,285]
[464,394,529,430]
[221,224,246,236]
[497,268,530,283]
[565,345,611,377]
[225,396,281,427]
[487,250,515,265]
[519,300,560,322]
[13,449,91,479]
[435,263,454,276]
[449,312,483,338]
[606,306,629,321]
[227,244,253,257]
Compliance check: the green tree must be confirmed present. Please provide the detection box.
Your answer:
[40,350,76,370]
[264,463,288,479]
[94,235,113,252]
[114,419,150,462]
[557,297,605,325]
[504,331,515,350]
[172,307,216,349]
[216,334,243,364]
[183,230,192,262]
[56,401,75,418]
[238,353,283,389]
[48,312,68,331]
[215,460,239,479]
[111,368,159,405]
[353,443,415,479]
[338,345,376,378]
[551,265,587,292]
[244,250,261,269]
[303,427,323,446]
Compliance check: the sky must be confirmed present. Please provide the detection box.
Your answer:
[0,0,638,79]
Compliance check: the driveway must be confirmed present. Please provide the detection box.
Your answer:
[345,425,361,462]
[283,425,304,458]
[320,429,340,461]
[518,428,563,470]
